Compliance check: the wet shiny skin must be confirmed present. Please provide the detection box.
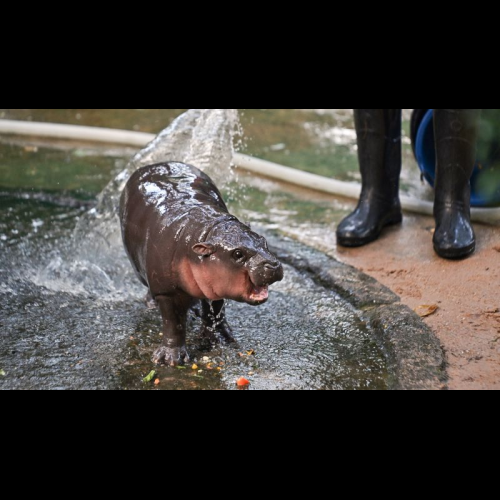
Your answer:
[120,162,284,365]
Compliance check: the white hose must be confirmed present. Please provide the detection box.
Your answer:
[233,154,500,224]
[0,119,154,146]
[1,119,499,225]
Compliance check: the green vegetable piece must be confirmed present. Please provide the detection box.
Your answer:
[143,370,156,383]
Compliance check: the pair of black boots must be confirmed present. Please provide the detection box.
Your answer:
[337,109,480,259]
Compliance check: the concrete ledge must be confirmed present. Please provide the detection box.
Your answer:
[268,233,448,390]
[269,236,400,308]
[367,304,447,390]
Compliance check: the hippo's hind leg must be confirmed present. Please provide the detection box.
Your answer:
[153,295,191,366]
[200,300,235,344]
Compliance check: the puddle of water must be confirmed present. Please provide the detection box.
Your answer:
[0,109,389,390]
[0,141,127,199]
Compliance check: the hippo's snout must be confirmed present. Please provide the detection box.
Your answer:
[242,256,283,306]
[267,261,284,283]
[253,259,284,287]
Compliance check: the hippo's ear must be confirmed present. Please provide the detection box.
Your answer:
[192,243,216,257]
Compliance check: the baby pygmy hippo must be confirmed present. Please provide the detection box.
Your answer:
[120,162,284,366]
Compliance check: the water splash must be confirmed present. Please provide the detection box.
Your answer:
[96,109,241,215]
[32,109,242,298]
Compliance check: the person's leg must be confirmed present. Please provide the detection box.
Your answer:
[433,109,481,259]
[337,109,403,247]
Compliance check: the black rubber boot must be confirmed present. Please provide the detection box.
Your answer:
[433,109,480,260]
[337,109,403,247]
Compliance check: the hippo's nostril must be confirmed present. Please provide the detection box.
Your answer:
[264,262,279,271]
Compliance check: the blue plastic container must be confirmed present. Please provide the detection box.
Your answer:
[414,109,500,207]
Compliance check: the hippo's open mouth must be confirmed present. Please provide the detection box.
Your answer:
[249,285,269,302]
[247,275,269,304]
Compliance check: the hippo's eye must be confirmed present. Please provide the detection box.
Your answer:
[233,250,245,262]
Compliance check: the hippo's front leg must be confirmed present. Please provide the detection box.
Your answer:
[200,300,235,344]
[153,295,191,366]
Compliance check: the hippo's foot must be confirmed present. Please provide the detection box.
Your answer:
[153,345,190,367]
[200,321,236,344]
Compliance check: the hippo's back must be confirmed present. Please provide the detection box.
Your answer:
[121,162,227,218]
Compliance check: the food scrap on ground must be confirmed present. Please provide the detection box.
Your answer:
[0,370,6,377]
[237,377,250,387]
[415,305,439,318]
[154,379,161,386]
[191,364,198,370]
[143,370,156,383]
[238,350,257,358]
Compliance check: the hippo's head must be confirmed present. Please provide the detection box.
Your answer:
[191,223,284,306]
